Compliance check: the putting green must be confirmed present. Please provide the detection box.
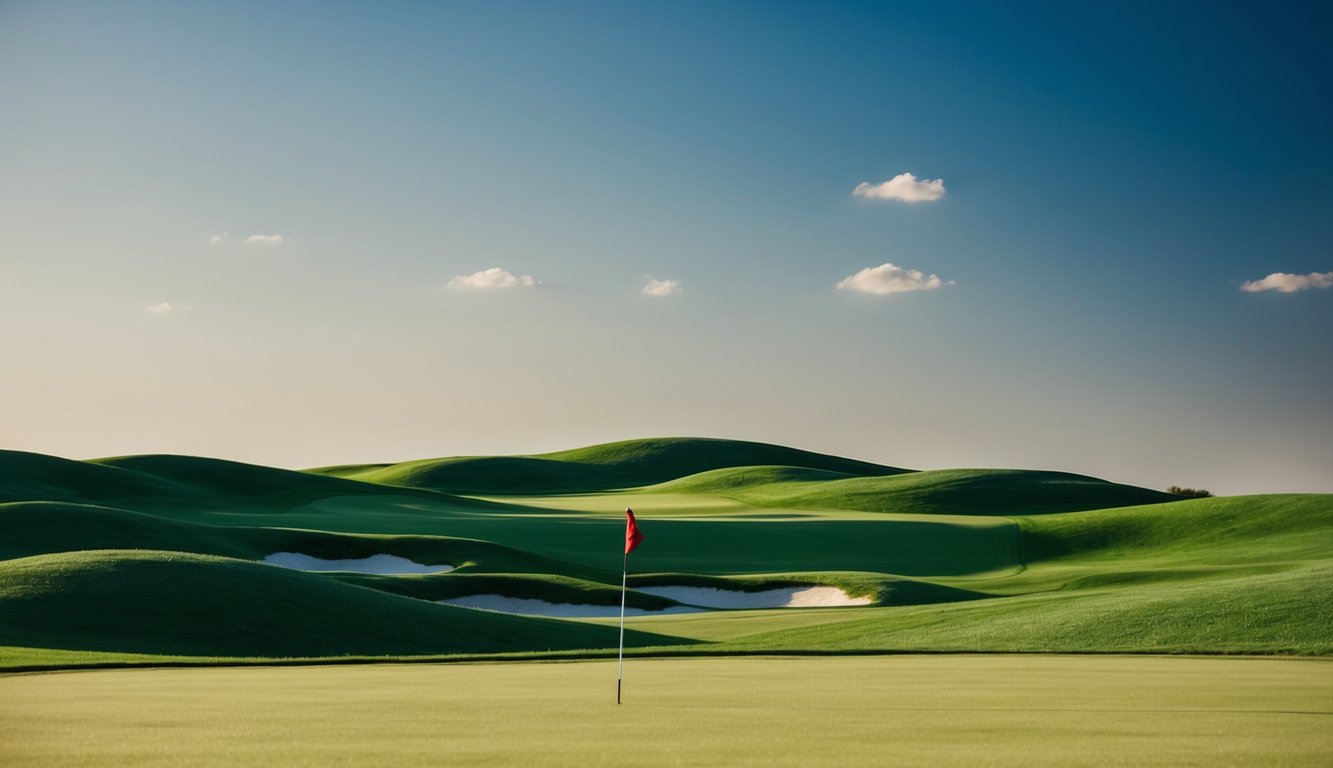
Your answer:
[2,656,1329,767]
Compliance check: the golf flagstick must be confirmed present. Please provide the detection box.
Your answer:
[618,508,644,705]
[617,549,627,705]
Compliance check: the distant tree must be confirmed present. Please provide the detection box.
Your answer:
[1167,485,1213,498]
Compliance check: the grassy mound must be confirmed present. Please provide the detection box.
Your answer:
[0,550,683,657]
[539,438,903,479]
[711,468,1176,515]
[311,437,905,494]
[0,450,445,511]
[0,501,599,578]
[1019,494,1333,566]
[3,439,1327,666]
[0,450,178,505]
[0,501,256,560]
[644,465,860,494]
[728,562,1333,655]
[91,454,421,505]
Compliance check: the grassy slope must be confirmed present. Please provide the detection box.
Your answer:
[1,501,259,560]
[0,450,181,504]
[0,501,988,611]
[0,550,684,657]
[310,436,907,493]
[654,466,1177,515]
[0,449,456,511]
[0,501,603,578]
[1,439,1329,666]
[1019,493,1333,567]
[708,563,1333,655]
[197,494,1019,577]
[2,496,1012,582]
[640,494,1333,654]
[967,494,1333,596]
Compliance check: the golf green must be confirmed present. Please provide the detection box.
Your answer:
[3,656,1330,767]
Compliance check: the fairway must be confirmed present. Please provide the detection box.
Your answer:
[3,656,1329,767]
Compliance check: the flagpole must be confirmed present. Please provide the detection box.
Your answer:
[617,549,627,705]
[618,508,643,706]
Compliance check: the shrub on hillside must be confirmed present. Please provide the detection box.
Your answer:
[1167,485,1213,498]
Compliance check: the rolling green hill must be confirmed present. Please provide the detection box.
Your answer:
[311,437,906,494]
[1019,493,1333,566]
[1,437,1329,670]
[0,550,682,657]
[0,449,449,511]
[721,561,1333,655]
[658,466,1177,515]
[0,501,603,579]
[0,450,181,505]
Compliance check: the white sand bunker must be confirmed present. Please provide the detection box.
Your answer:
[263,552,454,575]
[440,595,704,619]
[638,585,871,609]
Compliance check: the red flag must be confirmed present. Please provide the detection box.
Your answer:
[624,508,644,555]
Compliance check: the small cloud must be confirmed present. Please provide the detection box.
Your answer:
[209,233,228,245]
[836,262,953,295]
[245,234,285,245]
[642,277,681,297]
[447,267,538,290]
[1240,271,1333,293]
[144,301,173,316]
[852,173,946,203]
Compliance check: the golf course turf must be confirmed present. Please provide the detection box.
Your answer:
[3,656,1329,767]
[2,437,1330,667]
[3,437,1330,764]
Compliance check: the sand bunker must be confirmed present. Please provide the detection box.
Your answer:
[637,585,871,609]
[440,595,704,618]
[262,552,454,575]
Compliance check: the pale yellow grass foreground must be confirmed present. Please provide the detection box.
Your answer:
[2,656,1331,768]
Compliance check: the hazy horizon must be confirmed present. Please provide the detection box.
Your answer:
[2,2,1330,496]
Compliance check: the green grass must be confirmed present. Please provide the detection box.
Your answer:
[97,489,1015,577]
[310,436,906,494]
[1019,493,1333,566]
[668,466,1178,515]
[0,500,606,579]
[1,437,1330,668]
[706,563,1333,655]
[0,550,684,657]
[0,449,457,511]
[2,656,1330,767]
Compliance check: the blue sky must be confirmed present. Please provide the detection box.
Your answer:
[1,1,1330,493]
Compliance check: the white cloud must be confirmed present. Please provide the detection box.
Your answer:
[447,267,538,290]
[145,301,173,316]
[836,262,953,295]
[245,234,285,245]
[642,277,681,297]
[209,233,228,245]
[852,173,947,203]
[1240,271,1333,293]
